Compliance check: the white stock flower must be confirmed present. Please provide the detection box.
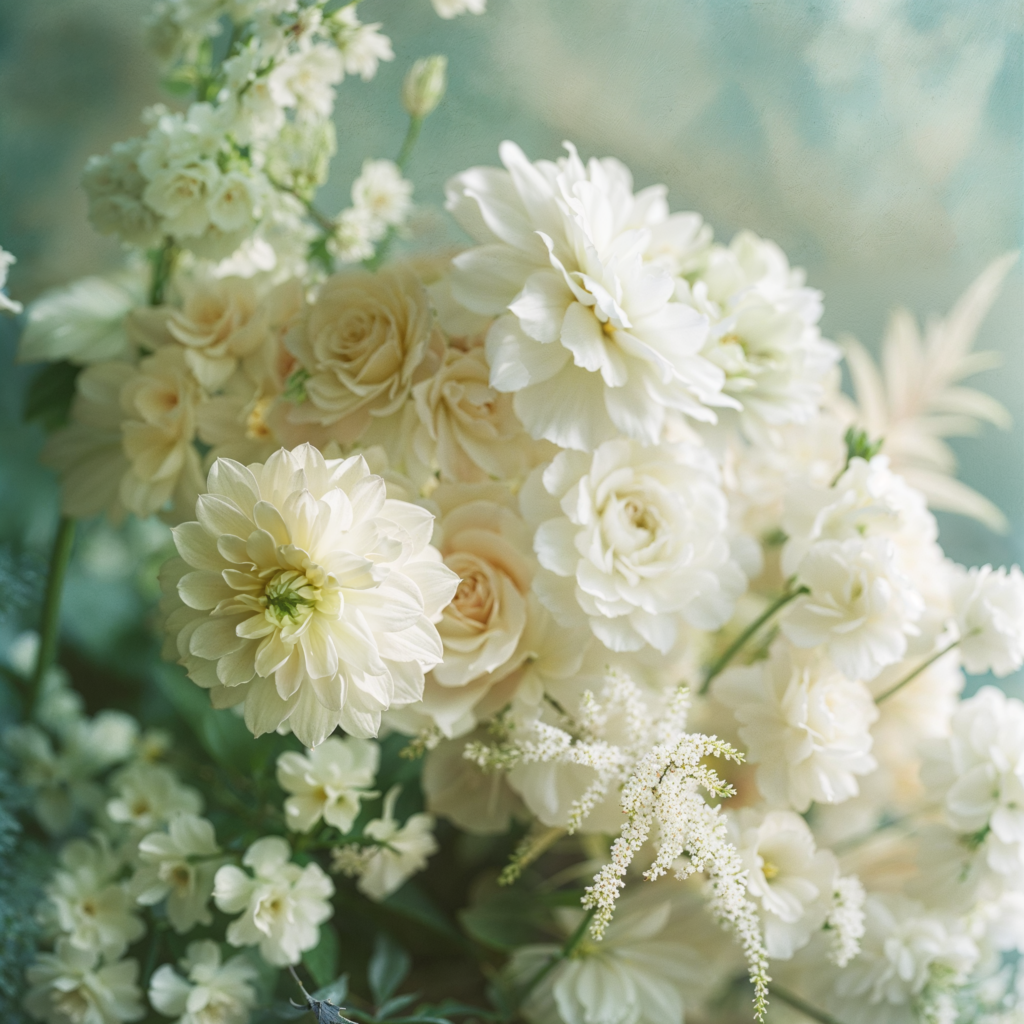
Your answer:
[329,7,394,82]
[213,836,334,967]
[82,138,162,248]
[713,642,878,811]
[525,439,745,653]
[446,141,725,451]
[730,808,839,960]
[45,836,145,960]
[24,940,144,1024]
[17,271,142,365]
[351,159,413,229]
[330,206,381,264]
[950,564,1024,677]
[268,44,343,120]
[332,786,437,901]
[431,0,486,17]
[106,762,203,833]
[783,537,923,681]
[162,445,458,746]
[921,686,1024,878]
[133,813,221,933]
[0,246,22,314]
[276,736,379,833]
[148,940,258,1024]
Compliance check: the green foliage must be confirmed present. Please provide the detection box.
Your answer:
[305,925,343,991]
[368,933,411,1008]
[843,426,883,466]
[23,360,80,431]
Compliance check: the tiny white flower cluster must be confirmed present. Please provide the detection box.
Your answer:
[0,245,22,314]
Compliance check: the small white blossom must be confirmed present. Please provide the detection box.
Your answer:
[329,7,394,82]
[276,736,379,834]
[213,836,334,967]
[268,44,343,120]
[351,159,413,229]
[950,564,1024,677]
[148,940,258,1024]
[24,940,144,1024]
[329,205,381,263]
[431,0,486,17]
[0,246,23,314]
[132,814,221,933]
[107,762,203,834]
[331,786,437,901]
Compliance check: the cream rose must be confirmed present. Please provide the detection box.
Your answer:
[284,266,444,444]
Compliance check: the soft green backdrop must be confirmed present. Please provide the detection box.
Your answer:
[0,0,1021,684]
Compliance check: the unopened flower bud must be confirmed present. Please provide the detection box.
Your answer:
[402,56,447,119]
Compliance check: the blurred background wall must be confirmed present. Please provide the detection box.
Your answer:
[0,0,1021,663]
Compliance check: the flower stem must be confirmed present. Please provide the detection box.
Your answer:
[769,983,849,1024]
[30,515,75,714]
[512,907,596,1015]
[364,115,423,272]
[148,240,179,306]
[874,637,961,704]
[699,586,808,695]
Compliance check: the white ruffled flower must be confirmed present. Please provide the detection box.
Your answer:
[148,940,258,1024]
[132,814,221,934]
[950,564,1024,677]
[161,445,458,746]
[82,138,162,248]
[24,940,144,1024]
[0,246,22,314]
[268,44,343,120]
[329,7,394,82]
[729,808,839,959]
[330,206,381,264]
[431,0,486,18]
[446,141,726,450]
[213,836,334,967]
[525,439,745,653]
[107,762,203,834]
[713,642,878,811]
[276,736,379,834]
[351,159,413,229]
[921,686,1024,878]
[45,836,145,960]
[783,537,923,682]
[331,786,437,901]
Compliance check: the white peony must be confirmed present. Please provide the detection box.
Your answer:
[713,642,878,811]
[525,439,745,653]
[160,444,458,746]
[132,813,221,934]
[213,836,334,967]
[148,940,258,1024]
[24,940,144,1024]
[920,686,1024,878]
[949,564,1024,677]
[446,141,726,450]
[276,735,379,834]
[729,808,839,959]
[783,537,923,682]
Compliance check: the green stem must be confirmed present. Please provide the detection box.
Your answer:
[148,241,179,306]
[769,983,849,1024]
[699,586,808,695]
[364,115,423,272]
[513,908,596,1014]
[875,637,962,704]
[30,516,75,714]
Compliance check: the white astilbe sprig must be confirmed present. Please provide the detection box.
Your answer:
[841,251,1017,531]
[826,874,867,968]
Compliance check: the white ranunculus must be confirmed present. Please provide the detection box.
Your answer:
[446,141,727,450]
[132,813,221,934]
[24,940,144,1024]
[161,445,459,746]
[276,736,379,834]
[148,940,257,1024]
[920,686,1024,879]
[524,439,745,653]
[730,808,838,960]
[783,537,923,682]
[949,564,1024,677]
[213,836,334,967]
[713,642,877,812]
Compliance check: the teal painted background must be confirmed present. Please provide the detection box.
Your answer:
[0,0,1021,682]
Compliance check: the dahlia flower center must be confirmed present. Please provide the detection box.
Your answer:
[262,569,322,627]
[245,397,273,440]
[55,988,91,1021]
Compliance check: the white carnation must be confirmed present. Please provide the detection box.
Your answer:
[351,159,412,229]
[213,835,334,967]
[161,444,458,746]
[950,564,1024,677]
[446,141,726,450]
[525,439,745,653]
[713,642,877,811]
[148,940,257,1024]
[783,537,923,682]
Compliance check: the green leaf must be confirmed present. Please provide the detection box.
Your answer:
[23,361,80,432]
[382,882,463,944]
[376,994,417,1019]
[459,887,550,951]
[313,975,350,1008]
[304,924,342,990]
[368,933,411,1008]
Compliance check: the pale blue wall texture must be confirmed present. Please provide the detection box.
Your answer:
[0,0,1020,613]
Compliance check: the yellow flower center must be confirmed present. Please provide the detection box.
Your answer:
[762,860,779,881]
[245,397,274,440]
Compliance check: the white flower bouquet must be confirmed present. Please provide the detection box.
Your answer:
[2,4,1023,1024]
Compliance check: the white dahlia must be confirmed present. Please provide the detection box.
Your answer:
[524,439,745,653]
[161,444,459,746]
[446,141,725,450]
